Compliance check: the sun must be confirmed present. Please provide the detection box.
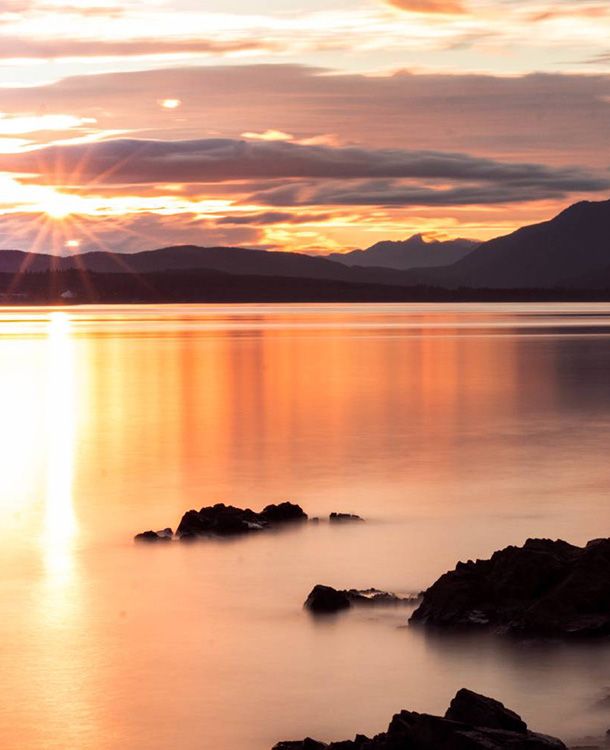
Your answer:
[44,199,71,219]
[40,191,83,220]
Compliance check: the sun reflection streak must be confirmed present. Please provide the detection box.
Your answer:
[43,311,77,584]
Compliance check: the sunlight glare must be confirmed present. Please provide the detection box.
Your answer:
[44,193,77,219]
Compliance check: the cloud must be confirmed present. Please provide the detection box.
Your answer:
[217,211,333,226]
[4,136,606,189]
[0,112,94,134]
[0,0,609,90]
[385,0,465,14]
[583,52,610,65]
[528,3,609,22]
[241,130,293,142]
[0,1,124,14]
[0,64,608,249]
[2,136,607,211]
[0,36,274,59]
[251,178,609,208]
[2,65,608,168]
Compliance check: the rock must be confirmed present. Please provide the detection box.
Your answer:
[305,585,351,613]
[273,740,327,750]
[134,528,173,542]
[177,503,263,537]
[329,513,364,522]
[135,501,377,543]
[445,688,527,733]
[272,689,567,750]
[346,588,413,606]
[171,501,308,540]
[410,538,610,637]
[260,502,308,523]
[304,585,415,613]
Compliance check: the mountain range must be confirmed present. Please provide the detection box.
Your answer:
[1,198,609,301]
[328,235,479,270]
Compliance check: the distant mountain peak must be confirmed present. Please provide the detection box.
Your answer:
[328,234,480,271]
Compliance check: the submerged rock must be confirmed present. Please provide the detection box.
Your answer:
[410,538,610,637]
[329,513,364,523]
[134,528,173,542]
[272,688,567,749]
[304,584,415,613]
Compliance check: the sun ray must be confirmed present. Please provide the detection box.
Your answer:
[69,214,157,295]
[54,215,98,302]
[6,216,52,295]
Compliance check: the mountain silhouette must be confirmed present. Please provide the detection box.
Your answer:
[0,244,450,286]
[411,199,610,289]
[0,198,609,296]
[328,234,479,270]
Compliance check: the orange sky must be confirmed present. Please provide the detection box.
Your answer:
[0,0,608,254]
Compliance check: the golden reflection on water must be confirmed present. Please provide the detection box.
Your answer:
[43,311,77,583]
[1,304,610,750]
[36,312,99,750]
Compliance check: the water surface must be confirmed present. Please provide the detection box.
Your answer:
[1,303,610,749]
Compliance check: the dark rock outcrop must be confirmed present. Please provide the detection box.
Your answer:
[445,688,528,734]
[305,585,352,613]
[410,538,610,637]
[134,528,173,542]
[275,741,326,750]
[261,502,309,523]
[304,584,414,613]
[176,502,307,539]
[272,688,566,749]
[329,513,364,523]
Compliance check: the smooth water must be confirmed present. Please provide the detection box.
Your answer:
[1,303,610,750]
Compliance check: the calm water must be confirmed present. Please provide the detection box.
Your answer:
[1,303,610,750]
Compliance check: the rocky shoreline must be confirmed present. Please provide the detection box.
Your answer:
[273,688,567,749]
[410,537,610,638]
[135,521,610,746]
[295,537,610,747]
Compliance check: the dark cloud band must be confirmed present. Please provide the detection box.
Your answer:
[4,136,607,208]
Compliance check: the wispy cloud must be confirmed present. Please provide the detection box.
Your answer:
[0,0,609,82]
[0,36,275,59]
[384,0,465,14]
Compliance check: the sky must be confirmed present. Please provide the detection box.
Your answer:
[0,0,609,254]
